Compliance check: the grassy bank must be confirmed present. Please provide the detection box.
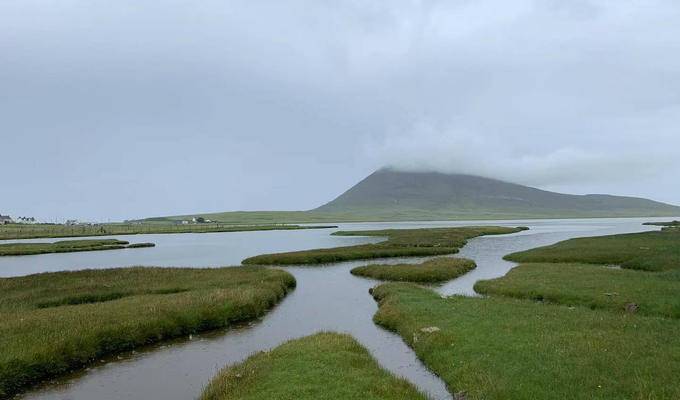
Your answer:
[504,229,680,271]
[0,267,295,398]
[481,228,680,318]
[351,257,476,283]
[372,283,680,399]
[201,332,428,400]
[143,209,680,226]
[243,226,526,265]
[475,263,680,318]
[0,223,337,240]
[643,220,680,227]
[0,239,154,256]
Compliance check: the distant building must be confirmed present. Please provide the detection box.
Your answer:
[0,214,13,224]
[65,219,79,226]
[17,217,37,224]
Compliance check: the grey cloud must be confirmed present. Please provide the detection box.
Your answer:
[1,0,679,220]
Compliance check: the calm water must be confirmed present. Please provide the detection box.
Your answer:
[8,217,670,400]
[0,228,381,277]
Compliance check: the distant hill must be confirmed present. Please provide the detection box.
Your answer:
[313,169,680,219]
[145,169,680,224]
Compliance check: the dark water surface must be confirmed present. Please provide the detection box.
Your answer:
[10,218,670,400]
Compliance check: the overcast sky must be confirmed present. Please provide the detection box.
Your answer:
[2,0,679,221]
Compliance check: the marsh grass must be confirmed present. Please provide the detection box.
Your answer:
[200,332,428,400]
[0,267,295,398]
[372,283,680,400]
[242,226,526,265]
[0,239,154,256]
[0,223,337,240]
[351,257,476,283]
[125,242,155,248]
[475,263,680,318]
[504,229,680,271]
[483,229,680,318]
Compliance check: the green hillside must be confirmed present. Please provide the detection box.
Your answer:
[146,169,680,223]
[314,169,680,218]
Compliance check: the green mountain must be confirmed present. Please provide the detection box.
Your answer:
[312,169,680,220]
[146,169,680,224]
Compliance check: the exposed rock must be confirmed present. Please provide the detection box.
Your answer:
[420,326,441,333]
[625,303,639,313]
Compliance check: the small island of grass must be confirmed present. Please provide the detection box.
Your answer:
[0,267,295,398]
[504,229,680,272]
[200,332,428,400]
[643,220,680,232]
[642,220,680,227]
[351,257,476,283]
[0,239,155,256]
[243,226,527,265]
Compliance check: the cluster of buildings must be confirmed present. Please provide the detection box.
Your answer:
[0,215,37,224]
[179,217,213,225]
[65,219,98,226]
[0,214,97,226]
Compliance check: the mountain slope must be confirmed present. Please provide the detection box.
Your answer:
[146,169,680,223]
[313,169,680,219]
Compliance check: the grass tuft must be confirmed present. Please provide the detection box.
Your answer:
[351,257,476,283]
[0,239,155,257]
[200,332,429,400]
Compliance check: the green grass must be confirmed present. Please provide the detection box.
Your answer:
[504,229,680,271]
[144,207,679,225]
[0,239,155,256]
[372,283,680,400]
[475,263,680,318]
[0,267,295,398]
[351,257,476,283]
[0,223,337,240]
[481,228,680,319]
[242,226,527,265]
[200,332,428,400]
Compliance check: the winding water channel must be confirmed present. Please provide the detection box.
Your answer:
[2,218,668,400]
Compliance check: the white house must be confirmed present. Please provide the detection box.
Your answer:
[0,214,13,224]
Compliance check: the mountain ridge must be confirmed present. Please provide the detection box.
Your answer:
[145,169,680,223]
[313,168,680,218]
